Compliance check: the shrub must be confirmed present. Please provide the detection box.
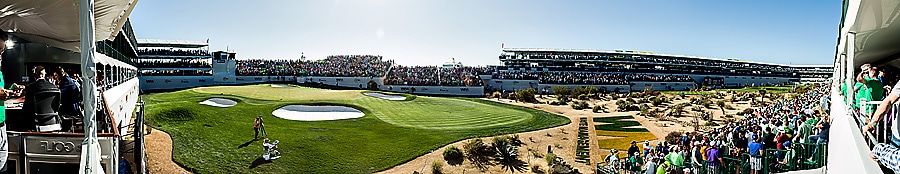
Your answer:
[705,121,719,126]
[463,139,493,160]
[516,88,537,103]
[549,100,565,106]
[443,146,463,160]
[431,160,443,174]
[665,131,683,145]
[552,86,571,96]
[651,96,665,106]
[592,105,605,113]
[742,108,754,115]
[724,104,735,110]
[545,153,558,166]
[570,101,589,110]
[531,165,541,173]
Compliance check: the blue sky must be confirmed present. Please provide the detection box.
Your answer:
[130,0,840,66]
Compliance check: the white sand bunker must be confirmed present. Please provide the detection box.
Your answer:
[272,105,364,121]
[363,92,406,101]
[271,84,288,88]
[199,98,237,107]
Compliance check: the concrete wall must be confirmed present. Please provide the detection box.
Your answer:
[380,85,485,96]
[630,82,695,91]
[297,76,383,89]
[139,76,214,91]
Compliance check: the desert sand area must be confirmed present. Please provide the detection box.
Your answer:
[378,91,767,174]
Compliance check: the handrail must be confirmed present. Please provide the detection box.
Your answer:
[98,89,120,137]
[851,99,896,147]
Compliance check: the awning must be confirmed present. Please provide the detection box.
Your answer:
[0,0,139,53]
[837,0,900,67]
[94,53,136,70]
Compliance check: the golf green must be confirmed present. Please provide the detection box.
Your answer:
[143,84,569,173]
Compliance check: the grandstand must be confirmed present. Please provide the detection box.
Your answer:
[136,39,215,90]
[139,48,833,96]
[489,48,833,92]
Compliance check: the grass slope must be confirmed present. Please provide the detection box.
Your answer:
[143,85,569,173]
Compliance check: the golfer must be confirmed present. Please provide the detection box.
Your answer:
[254,115,264,139]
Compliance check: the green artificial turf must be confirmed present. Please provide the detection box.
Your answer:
[142,84,569,173]
[592,116,649,132]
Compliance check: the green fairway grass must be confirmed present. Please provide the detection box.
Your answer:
[143,84,569,173]
[593,116,649,132]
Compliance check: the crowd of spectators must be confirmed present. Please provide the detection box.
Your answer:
[503,53,795,73]
[384,66,490,86]
[493,71,693,85]
[235,55,392,77]
[137,48,210,56]
[604,84,831,174]
[136,59,211,68]
[140,70,212,76]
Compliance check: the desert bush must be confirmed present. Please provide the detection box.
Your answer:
[531,165,541,173]
[432,160,443,174]
[705,121,719,126]
[552,86,571,96]
[570,101,589,110]
[545,153,558,166]
[516,88,537,103]
[741,108,754,115]
[665,131,683,146]
[592,105,604,113]
[443,146,463,160]
[463,139,493,160]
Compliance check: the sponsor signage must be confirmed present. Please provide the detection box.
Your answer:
[24,137,112,156]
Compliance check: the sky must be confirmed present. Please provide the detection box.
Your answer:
[129,0,840,66]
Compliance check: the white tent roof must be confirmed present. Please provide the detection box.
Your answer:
[837,0,900,67]
[0,0,139,53]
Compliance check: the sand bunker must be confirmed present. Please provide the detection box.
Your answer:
[363,92,407,101]
[272,105,364,121]
[199,98,237,107]
[271,84,288,88]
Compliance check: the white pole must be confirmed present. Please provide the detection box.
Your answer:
[78,0,104,173]
[846,32,856,105]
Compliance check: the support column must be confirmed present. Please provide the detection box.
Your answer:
[846,32,856,106]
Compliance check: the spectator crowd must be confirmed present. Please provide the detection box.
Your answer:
[604,84,831,174]
[383,66,490,86]
[136,59,211,69]
[493,71,693,85]
[137,48,210,56]
[236,55,393,77]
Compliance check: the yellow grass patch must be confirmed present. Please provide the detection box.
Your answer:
[595,130,657,153]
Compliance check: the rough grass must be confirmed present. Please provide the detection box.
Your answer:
[142,85,569,173]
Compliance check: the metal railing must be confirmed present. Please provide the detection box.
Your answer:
[595,143,828,174]
[851,99,896,147]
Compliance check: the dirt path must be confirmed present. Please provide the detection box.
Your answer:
[145,128,193,174]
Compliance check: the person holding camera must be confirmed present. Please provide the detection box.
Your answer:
[857,64,885,116]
